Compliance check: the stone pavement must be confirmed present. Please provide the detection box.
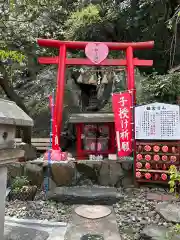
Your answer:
[65,205,121,240]
[4,217,68,240]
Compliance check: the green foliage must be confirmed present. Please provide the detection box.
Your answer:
[137,73,180,104]
[65,4,102,40]
[168,165,180,194]
[11,176,30,191]
[166,224,180,240]
[166,165,180,239]
[0,50,25,63]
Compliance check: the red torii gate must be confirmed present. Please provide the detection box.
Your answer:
[37,39,154,150]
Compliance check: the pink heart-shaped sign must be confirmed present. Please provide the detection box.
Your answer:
[85,43,109,64]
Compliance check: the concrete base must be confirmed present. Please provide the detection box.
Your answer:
[4,217,68,240]
[65,205,121,240]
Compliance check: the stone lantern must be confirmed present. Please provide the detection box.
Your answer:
[0,99,33,239]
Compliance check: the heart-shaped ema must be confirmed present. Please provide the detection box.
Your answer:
[85,43,109,64]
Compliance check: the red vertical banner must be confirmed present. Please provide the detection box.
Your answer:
[112,92,133,157]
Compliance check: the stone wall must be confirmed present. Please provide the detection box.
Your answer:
[7,158,134,189]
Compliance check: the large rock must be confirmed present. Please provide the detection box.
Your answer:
[98,162,124,186]
[75,163,98,182]
[48,186,123,205]
[156,203,180,223]
[141,225,180,240]
[24,162,43,187]
[18,143,37,161]
[51,162,75,186]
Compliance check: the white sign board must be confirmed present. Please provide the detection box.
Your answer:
[135,103,180,140]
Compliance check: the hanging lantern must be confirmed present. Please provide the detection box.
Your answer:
[145,162,151,169]
[145,154,151,161]
[154,155,160,161]
[144,145,151,152]
[136,162,142,169]
[145,173,151,179]
[161,173,167,181]
[136,172,142,178]
[101,74,108,84]
[162,145,168,153]
[77,74,83,83]
[162,155,168,161]
[170,156,177,162]
[137,154,143,160]
[153,145,160,152]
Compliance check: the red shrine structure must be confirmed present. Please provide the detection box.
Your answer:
[69,112,116,160]
[37,39,154,159]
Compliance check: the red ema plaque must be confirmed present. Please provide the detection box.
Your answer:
[85,43,109,64]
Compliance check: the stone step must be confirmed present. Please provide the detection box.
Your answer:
[65,205,121,240]
[47,186,123,205]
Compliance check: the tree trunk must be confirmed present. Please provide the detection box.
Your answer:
[0,65,32,144]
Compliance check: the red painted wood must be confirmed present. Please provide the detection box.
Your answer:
[55,45,66,143]
[126,46,136,183]
[76,124,83,160]
[85,43,109,64]
[66,58,153,66]
[38,57,58,64]
[67,58,126,66]
[37,38,154,50]
[133,59,153,66]
[38,57,153,66]
[126,46,134,90]
[77,123,116,159]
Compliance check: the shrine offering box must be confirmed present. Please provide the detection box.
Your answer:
[135,102,180,183]
[69,113,116,160]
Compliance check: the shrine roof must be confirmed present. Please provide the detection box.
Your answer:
[69,113,114,123]
[0,98,33,126]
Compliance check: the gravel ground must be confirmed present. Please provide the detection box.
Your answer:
[5,186,179,240]
[114,187,176,240]
[5,191,72,222]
